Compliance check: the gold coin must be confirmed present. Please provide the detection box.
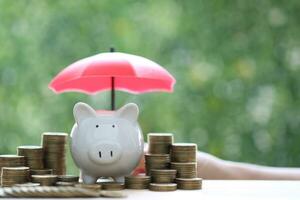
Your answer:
[175,178,202,190]
[17,146,44,170]
[145,154,170,175]
[57,175,79,182]
[149,183,177,191]
[75,183,102,191]
[0,155,25,170]
[30,169,53,175]
[31,175,58,186]
[171,143,197,162]
[100,182,125,190]
[150,169,177,183]
[170,162,197,178]
[5,186,100,197]
[14,182,40,187]
[41,132,68,175]
[125,175,150,189]
[148,133,173,154]
[55,181,77,186]
[1,166,30,187]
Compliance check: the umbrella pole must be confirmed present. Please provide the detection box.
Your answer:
[110,47,115,110]
[111,76,115,110]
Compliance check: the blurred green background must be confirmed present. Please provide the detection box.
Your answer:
[0,0,300,175]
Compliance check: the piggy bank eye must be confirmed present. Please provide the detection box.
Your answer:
[112,124,115,128]
[96,125,99,128]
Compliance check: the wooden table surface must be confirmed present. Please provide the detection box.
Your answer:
[1,180,300,199]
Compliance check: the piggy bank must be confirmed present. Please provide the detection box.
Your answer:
[70,102,144,184]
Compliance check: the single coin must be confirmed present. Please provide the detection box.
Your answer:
[101,182,125,190]
[5,186,100,197]
[175,178,202,190]
[151,169,177,183]
[148,133,174,154]
[125,175,150,189]
[31,175,58,186]
[57,175,79,182]
[75,183,102,191]
[30,169,53,175]
[14,182,40,187]
[149,183,177,191]
[55,181,77,186]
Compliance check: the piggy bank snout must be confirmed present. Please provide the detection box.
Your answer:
[88,142,122,165]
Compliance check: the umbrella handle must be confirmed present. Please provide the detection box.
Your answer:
[110,47,115,110]
[111,76,115,110]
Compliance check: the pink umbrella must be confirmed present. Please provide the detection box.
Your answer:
[49,49,176,110]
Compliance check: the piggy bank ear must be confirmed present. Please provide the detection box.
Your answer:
[73,102,97,124]
[116,103,139,122]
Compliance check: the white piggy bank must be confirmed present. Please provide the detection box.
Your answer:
[70,102,144,184]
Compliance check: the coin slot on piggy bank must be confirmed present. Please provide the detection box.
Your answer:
[70,102,144,184]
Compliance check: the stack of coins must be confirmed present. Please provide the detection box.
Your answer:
[125,175,150,189]
[1,167,30,187]
[3,186,101,198]
[42,132,68,175]
[145,133,202,191]
[0,155,25,183]
[149,183,177,192]
[0,155,25,170]
[31,175,58,186]
[145,154,170,175]
[30,169,53,175]
[170,162,197,178]
[17,146,44,169]
[175,178,202,190]
[75,183,102,192]
[148,133,173,154]
[55,181,77,186]
[57,175,79,182]
[55,175,79,186]
[151,169,176,183]
[100,182,125,190]
[170,143,197,162]
[14,182,40,187]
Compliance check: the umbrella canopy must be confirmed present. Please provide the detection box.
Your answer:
[49,51,176,109]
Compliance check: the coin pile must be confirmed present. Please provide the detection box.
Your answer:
[3,186,101,198]
[175,178,202,190]
[75,183,102,192]
[0,155,25,183]
[30,169,53,175]
[1,167,30,187]
[31,175,58,186]
[0,155,25,172]
[148,133,173,154]
[142,133,202,191]
[57,175,79,182]
[151,169,176,183]
[56,181,77,186]
[100,182,125,190]
[42,132,68,175]
[145,154,170,175]
[125,175,150,189]
[149,183,177,192]
[14,182,40,187]
[55,175,79,186]
[170,162,197,178]
[17,146,44,169]
[171,143,197,162]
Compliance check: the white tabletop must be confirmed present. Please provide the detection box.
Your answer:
[124,180,300,200]
[1,180,300,199]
